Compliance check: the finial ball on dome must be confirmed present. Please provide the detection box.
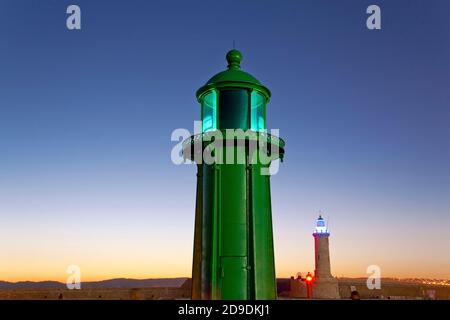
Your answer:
[226,49,242,69]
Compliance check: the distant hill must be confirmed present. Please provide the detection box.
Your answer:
[0,278,188,290]
[0,281,65,289]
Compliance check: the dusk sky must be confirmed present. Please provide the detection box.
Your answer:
[0,0,449,282]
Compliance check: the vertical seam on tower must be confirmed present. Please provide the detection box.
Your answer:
[267,172,277,298]
[217,163,221,299]
[247,89,255,299]
[246,140,255,299]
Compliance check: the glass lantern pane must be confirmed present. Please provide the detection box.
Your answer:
[202,90,217,132]
[218,90,249,130]
[251,91,265,131]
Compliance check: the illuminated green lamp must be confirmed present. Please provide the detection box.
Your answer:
[183,49,285,300]
[197,49,271,133]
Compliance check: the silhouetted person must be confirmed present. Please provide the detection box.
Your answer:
[350,290,360,300]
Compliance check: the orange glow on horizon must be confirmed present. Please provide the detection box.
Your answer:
[2,267,449,283]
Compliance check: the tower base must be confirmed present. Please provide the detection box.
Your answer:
[312,278,340,299]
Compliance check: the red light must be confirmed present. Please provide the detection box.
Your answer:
[306,276,313,282]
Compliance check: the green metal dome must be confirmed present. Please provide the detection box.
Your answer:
[196,49,271,102]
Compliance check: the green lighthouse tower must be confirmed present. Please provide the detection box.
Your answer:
[182,50,285,300]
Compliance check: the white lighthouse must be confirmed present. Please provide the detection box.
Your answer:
[312,215,340,299]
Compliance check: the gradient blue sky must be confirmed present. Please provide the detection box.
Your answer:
[0,0,449,281]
